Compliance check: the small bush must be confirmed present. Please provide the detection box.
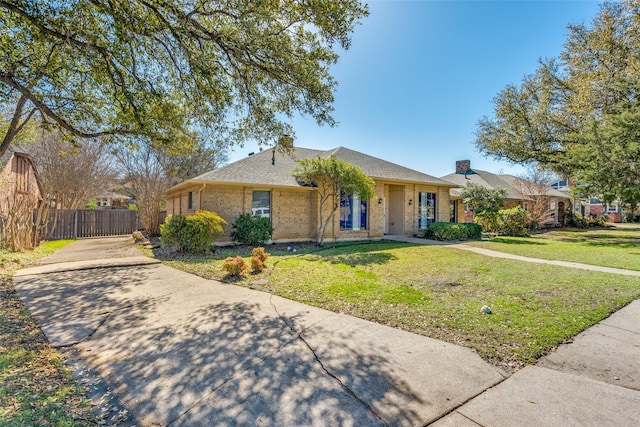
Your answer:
[566,212,608,229]
[160,210,227,254]
[587,215,608,227]
[495,206,531,236]
[460,223,483,239]
[251,256,265,273]
[566,211,589,228]
[423,222,482,241]
[222,256,248,277]
[251,247,269,263]
[624,213,640,223]
[231,213,274,246]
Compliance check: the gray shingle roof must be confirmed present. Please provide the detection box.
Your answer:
[172,146,453,192]
[441,169,567,200]
[0,148,16,168]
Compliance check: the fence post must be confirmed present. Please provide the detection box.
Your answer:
[74,210,78,239]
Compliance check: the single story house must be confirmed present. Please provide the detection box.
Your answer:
[441,160,571,226]
[164,146,457,243]
[95,191,131,209]
[550,179,636,223]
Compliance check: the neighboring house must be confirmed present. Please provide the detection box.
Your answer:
[441,160,570,226]
[164,146,456,243]
[550,179,631,223]
[0,150,43,212]
[95,191,131,209]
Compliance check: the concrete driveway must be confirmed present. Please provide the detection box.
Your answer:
[13,237,505,426]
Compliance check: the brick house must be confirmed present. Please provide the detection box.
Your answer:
[164,146,456,243]
[441,160,571,226]
[1,149,43,212]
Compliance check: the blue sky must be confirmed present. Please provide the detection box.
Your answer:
[228,0,601,178]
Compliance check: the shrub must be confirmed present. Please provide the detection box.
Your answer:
[222,256,248,277]
[160,210,227,254]
[566,211,589,228]
[461,222,483,239]
[251,256,265,273]
[566,212,608,229]
[624,213,640,223]
[422,222,482,241]
[251,247,269,263]
[587,214,608,227]
[495,206,531,236]
[230,213,274,246]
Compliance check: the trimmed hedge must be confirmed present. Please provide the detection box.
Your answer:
[422,222,482,241]
[230,213,274,246]
[160,210,226,254]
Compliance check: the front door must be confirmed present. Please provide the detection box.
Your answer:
[387,185,404,235]
[558,201,566,226]
[450,200,457,223]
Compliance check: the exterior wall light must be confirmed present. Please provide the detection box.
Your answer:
[408,199,413,206]
[378,198,383,204]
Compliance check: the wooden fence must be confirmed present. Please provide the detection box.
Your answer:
[43,209,139,239]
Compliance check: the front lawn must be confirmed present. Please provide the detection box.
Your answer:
[147,240,640,371]
[465,227,640,271]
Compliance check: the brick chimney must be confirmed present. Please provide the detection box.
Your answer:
[456,160,471,174]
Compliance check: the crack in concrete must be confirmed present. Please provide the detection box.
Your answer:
[268,294,389,426]
[53,312,113,349]
[53,291,178,349]
[423,373,508,426]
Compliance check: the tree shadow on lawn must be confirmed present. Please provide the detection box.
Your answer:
[483,237,547,245]
[545,233,640,249]
[308,241,417,266]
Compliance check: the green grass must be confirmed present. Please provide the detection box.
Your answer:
[0,239,76,275]
[147,240,640,371]
[0,239,103,425]
[466,228,640,271]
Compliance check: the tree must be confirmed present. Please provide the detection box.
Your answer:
[0,0,369,158]
[460,183,507,232]
[513,166,559,228]
[293,155,374,246]
[19,132,118,209]
[168,140,228,182]
[114,143,174,235]
[475,0,640,210]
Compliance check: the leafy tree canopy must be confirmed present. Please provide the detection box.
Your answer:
[293,155,374,245]
[475,0,640,209]
[460,182,507,217]
[0,0,369,157]
[460,182,507,231]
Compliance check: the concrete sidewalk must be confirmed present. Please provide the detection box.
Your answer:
[13,236,640,425]
[433,299,640,426]
[386,234,640,425]
[14,237,505,426]
[385,235,640,277]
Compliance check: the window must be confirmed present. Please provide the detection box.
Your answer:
[418,192,436,229]
[252,190,271,219]
[187,191,195,210]
[449,200,457,223]
[340,192,367,231]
